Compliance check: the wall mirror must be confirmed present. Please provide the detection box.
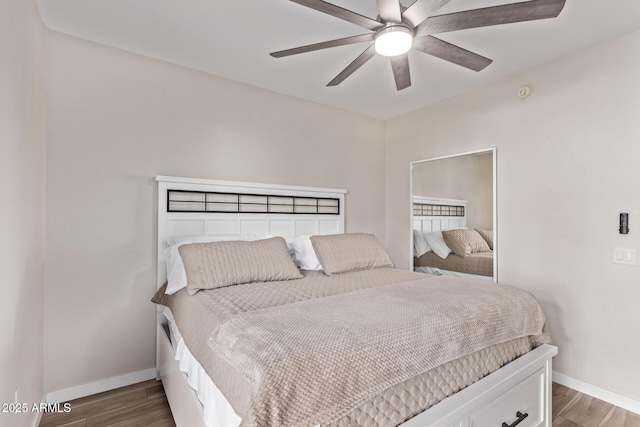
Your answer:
[410,148,497,282]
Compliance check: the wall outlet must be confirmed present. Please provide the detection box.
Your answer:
[613,247,637,265]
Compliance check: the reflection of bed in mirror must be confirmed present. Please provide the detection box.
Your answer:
[413,196,494,282]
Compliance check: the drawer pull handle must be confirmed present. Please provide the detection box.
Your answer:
[501,411,528,427]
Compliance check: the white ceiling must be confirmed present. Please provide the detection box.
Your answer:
[36,0,640,120]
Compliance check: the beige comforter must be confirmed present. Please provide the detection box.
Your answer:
[209,276,545,427]
[153,269,547,427]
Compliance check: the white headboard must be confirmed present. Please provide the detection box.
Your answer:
[156,176,347,289]
[412,196,467,233]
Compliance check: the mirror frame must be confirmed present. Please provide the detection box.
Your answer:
[409,146,497,283]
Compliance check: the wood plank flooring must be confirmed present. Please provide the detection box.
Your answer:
[39,380,175,427]
[553,383,640,427]
[40,381,639,426]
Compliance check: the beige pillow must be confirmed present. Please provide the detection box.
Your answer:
[179,237,303,295]
[310,233,393,276]
[475,229,494,250]
[151,283,170,306]
[442,229,491,258]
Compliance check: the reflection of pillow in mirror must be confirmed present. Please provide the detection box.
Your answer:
[475,229,493,250]
[413,229,431,257]
[442,229,490,258]
[423,231,451,259]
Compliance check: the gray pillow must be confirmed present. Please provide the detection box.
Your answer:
[475,229,494,250]
[442,229,491,258]
[179,237,303,295]
[310,233,393,276]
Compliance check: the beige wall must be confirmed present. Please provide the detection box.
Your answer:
[0,0,46,426]
[413,152,493,229]
[43,32,385,393]
[386,31,640,400]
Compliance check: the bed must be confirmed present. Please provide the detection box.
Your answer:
[412,196,495,282]
[154,176,556,427]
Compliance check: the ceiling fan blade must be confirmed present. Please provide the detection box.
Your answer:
[270,34,375,58]
[376,0,402,23]
[390,54,411,90]
[414,36,492,71]
[402,0,452,28]
[290,0,384,31]
[327,44,376,86]
[416,0,566,36]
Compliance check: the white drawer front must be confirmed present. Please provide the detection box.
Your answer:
[470,368,545,427]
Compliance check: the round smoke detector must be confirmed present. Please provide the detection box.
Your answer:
[517,85,533,99]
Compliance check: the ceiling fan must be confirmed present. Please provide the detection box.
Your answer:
[270,0,566,90]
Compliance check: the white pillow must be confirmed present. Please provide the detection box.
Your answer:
[164,234,263,294]
[288,235,322,270]
[413,229,431,258]
[423,231,452,259]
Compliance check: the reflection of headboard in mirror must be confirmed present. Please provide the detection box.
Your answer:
[412,196,467,233]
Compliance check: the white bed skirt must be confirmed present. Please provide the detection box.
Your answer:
[163,308,241,427]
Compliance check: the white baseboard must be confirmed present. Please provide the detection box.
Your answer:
[32,395,44,427]
[45,368,157,404]
[553,371,640,415]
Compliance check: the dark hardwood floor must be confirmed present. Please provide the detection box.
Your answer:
[39,381,640,427]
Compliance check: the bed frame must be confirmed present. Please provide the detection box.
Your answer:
[156,176,557,427]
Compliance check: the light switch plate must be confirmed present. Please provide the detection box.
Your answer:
[613,248,637,265]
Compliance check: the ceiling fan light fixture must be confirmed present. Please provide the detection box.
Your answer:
[374,25,413,57]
